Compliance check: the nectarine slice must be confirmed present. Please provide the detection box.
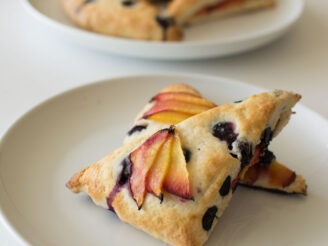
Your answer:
[163,132,192,200]
[147,134,174,198]
[147,111,193,124]
[129,129,169,208]
[268,160,296,187]
[152,92,216,107]
[143,100,212,118]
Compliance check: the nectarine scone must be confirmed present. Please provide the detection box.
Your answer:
[60,0,182,41]
[60,0,275,41]
[124,84,307,195]
[67,90,301,246]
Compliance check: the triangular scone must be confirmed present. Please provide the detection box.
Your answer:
[61,0,182,41]
[168,0,275,26]
[67,90,301,246]
[125,84,307,195]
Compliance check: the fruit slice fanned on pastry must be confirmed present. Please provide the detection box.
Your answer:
[128,127,192,208]
[168,0,275,25]
[67,90,301,246]
[125,84,307,195]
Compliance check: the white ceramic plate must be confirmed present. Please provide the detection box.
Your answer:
[1,74,328,246]
[22,0,304,60]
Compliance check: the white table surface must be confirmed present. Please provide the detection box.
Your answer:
[1,0,327,245]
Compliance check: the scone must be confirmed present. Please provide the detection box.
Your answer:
[168,0,275,25]
[67,90,301,246]
[125,84,307,195]
[61,0,182,41]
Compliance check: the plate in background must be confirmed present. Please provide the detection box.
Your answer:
[1,73,328,246]
[22,0,304,60]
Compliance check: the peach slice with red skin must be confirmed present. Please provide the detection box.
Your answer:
[147,111,193,124]
[143,100,213,118]
[163,132,193,200]
[232,146,261,188]
[240,164,261,185]
[143,92,216,123]
[267,160,296,187]
[146,133,174,198]
[151,92,216,107]
[129,127,192,208]
[241,160,296,188]
[129,129,169,208]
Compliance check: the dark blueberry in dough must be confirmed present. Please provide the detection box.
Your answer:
[259,150,276,166]
[84,0,95,4]
[183,148,191,163]
[155,16,174,41]
[122,0,136,6]
[212,122,238,149]
[219,176,231,196]
[118,157,132,186]
[156,16,173,30]
[234,100,243,103]
[230,153,238,159]
[202,206,218,231]
[260,127,273,148]
[127,125,147,136]
[167,127,175,134]
[238,141,253,169]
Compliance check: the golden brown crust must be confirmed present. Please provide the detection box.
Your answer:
[61,0,182,41]
[67,90,300,246]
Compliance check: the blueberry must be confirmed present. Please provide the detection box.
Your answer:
[84,0,95,3]
[212,122,238,149]
[121,0,136,6]
[202,206,218,231]
[230,153,238,159]
[259,150,276,166]
[219,176,231,196]
[238,141,253,169]
[127,125,147,136]
[260,127,273,148]
[155,16,173,30]
[183,148,191,163]
[234,100,243,103]
[118,157,132,186]
[167,127,175,134]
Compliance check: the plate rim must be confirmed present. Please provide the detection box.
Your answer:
[21,0,304,48]
[0,72,327,246]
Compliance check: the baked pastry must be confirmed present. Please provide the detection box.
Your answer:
[61,0,275,41]
[67,90,301,246]
[61,0,182,41]
[168,0,275,25]
[125,84,307,195]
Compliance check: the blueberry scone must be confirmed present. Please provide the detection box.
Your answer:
[168,0,275,25]
[61,0,275,41]
[67,90,301,246]
[61,0,182,41]
[125,84,307,195]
